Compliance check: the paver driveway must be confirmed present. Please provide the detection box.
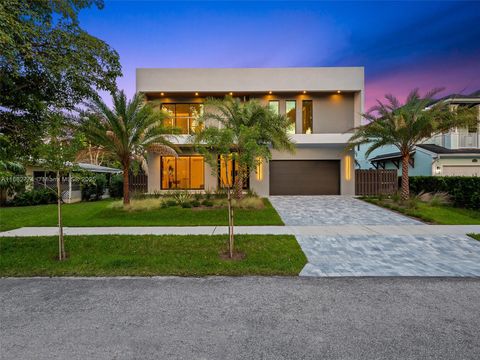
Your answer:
[269,196,480,277]
[269,196,422,225]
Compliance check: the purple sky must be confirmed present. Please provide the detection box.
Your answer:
[80,1,480,109]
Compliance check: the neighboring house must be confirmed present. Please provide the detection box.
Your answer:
[356,93,480,177]
[26,162,121,203]
[136,67,364,195]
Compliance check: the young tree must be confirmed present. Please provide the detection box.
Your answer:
[191,97,294,258]
[347,89,478,200]
[82,91,177,205]
[0,0,121,159]
[38,114,81,261]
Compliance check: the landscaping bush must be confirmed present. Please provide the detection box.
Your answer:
[81,174,107,201]
[190,200,201,207]
[109,174,123,198]
[202,199,214,207]
[9,188,57,206]
[408,176,480,209]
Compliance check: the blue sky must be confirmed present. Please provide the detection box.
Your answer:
[80,0,480,108]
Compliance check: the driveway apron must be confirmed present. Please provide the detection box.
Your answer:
[269,196,480,277]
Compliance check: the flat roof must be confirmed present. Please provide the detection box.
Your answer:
[136,67,364,93]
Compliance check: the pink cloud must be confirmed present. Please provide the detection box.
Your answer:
[365,55,480,110]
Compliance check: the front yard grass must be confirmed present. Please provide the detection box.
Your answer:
[468,234,480,241]
[363,198,480,225]
[0,234,306,276]
[0,198,283,232]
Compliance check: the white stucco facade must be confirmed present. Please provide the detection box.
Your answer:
[137,67,364,196]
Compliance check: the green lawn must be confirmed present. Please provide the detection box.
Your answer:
[0,198,283,231]
[468,234,480,241]
[0,234,306,276]
[364,198,480,225]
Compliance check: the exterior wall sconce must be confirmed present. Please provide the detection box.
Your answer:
[435,166,441,175]
[256,157,263,181]
[344,155,352,181]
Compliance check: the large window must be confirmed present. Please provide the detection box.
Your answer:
[218,155,249,189]
[161,103,203,134]
[302,100,313,134]
[268,100,279,115]
[161,156,204,189]
[286,100,296,134]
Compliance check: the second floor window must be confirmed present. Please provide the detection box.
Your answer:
[302,100,313,134]
[285,100,296,134]
[269,100,279,115]
[161,103,203,134]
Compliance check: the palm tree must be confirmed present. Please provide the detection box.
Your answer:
[191,96,294,258]
[347,88,477,200]
[82,91,176,204]
[196,96,295,198]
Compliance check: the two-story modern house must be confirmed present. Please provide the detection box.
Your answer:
[136,67,364,196]
[356,93,480,176]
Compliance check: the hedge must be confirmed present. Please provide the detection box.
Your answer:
[408,176,480,209]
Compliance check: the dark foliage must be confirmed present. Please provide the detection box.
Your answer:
[408,176,480,209]
[9,188,57,207]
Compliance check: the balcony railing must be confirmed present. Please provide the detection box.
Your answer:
[166,116,203,135]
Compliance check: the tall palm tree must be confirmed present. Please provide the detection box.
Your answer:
[347,88,477,200]
[82,91,176,204]
[191,96,294,258]
[195,96,295,198]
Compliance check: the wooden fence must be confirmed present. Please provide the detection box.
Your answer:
[355,169,398,196]
[129,173,148,194]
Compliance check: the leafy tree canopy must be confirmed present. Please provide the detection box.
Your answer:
[0,0,121,159]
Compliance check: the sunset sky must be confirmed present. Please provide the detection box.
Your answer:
[80,0,480,108]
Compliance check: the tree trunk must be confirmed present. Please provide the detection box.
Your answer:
[57,171,65,261]
[123,162,130,205]
[233,165,244,200]
[227,186,234,258]
[223,159,234,258]
[401,153,410,201]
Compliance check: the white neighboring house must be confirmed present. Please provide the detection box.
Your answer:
[356,93,480,177]
[26,162,122,203]
[137,67,364,196]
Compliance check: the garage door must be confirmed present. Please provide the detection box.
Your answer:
[443,166,480,177]
[269,160,340,195]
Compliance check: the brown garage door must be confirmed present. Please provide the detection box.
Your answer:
[269,160,340,195]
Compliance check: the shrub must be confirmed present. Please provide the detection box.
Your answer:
[172,191,192,206]
[429,192,451,206]
[204,189,213,200]
[10,188,57,206]
[109,174,123,198]
[202,199,214,207]
[166,199,177,207]
[181,202,192,208]
[81,173,107,201]
[232,197,264,209]
[408,176,480,209]
[190,200,201,207]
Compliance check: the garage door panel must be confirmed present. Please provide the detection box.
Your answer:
[269,160,340,195]
[443,166,480,177]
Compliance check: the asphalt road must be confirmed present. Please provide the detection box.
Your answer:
[1,277,479,360]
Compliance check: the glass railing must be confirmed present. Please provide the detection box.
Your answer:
[165,117,204,135]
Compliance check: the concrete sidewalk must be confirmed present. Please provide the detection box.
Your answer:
[1,224,479,237]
